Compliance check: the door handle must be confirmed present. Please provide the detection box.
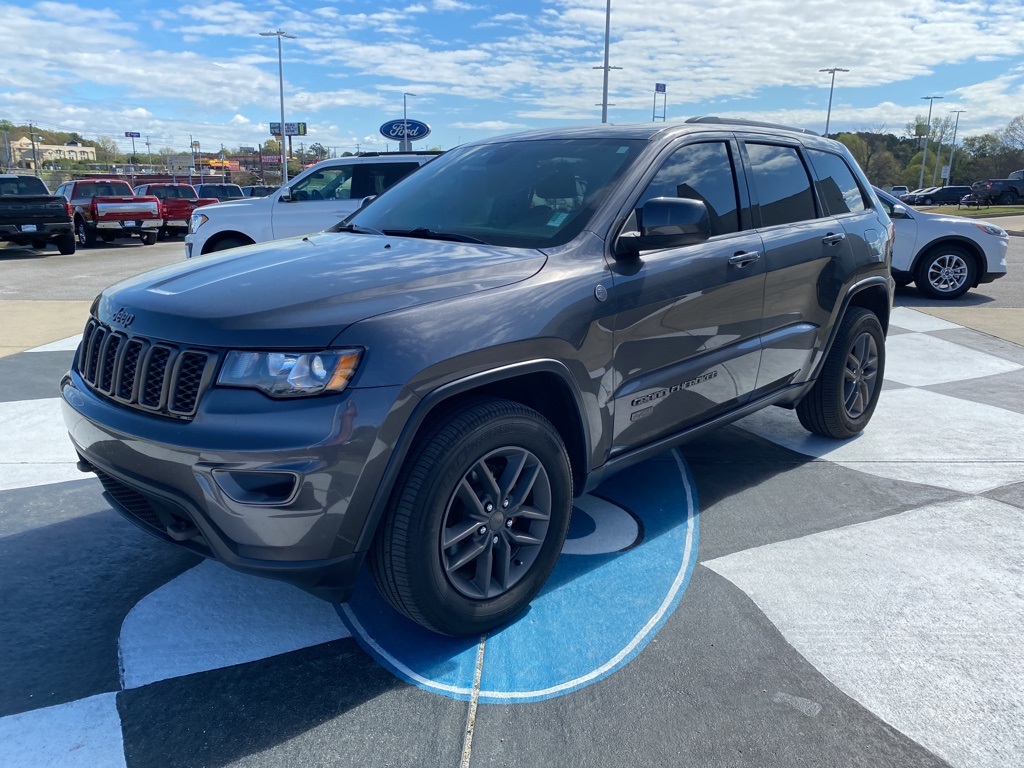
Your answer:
[822,232,846,246]
[728,251,761,267]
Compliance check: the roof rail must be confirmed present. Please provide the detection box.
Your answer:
[685,116,820,136]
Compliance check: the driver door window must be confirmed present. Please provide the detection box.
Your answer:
[289,167,354,202]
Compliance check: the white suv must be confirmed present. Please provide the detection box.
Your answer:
[185,153,438,258]
[873,187,1009,299]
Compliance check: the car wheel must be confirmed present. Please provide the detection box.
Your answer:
[370,398,573,636]
[914,246,975,299]
[140,231,158,246]
[797,307,885,439]
[76,219,96,248]
[997,191,1018,206]
[207,236,251,253]
[57,232,76,255]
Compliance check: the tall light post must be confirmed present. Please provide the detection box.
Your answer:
[402,92,415,152]
[946,109,966,186]
[918,95,943,190]
[819,67,849,136]
[260,29,296,185]
[593,0,621,123]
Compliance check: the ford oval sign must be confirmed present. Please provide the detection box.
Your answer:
[379,119,431,142]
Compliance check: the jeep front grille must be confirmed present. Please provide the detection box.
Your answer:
[76,319,216,419]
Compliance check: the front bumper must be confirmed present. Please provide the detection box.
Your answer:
[61,369,407,602]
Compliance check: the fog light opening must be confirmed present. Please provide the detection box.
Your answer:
[213,470,300,506]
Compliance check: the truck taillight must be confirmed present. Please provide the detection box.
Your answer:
[65,201,73,218]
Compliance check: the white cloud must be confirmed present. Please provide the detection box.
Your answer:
[451,120,527,131]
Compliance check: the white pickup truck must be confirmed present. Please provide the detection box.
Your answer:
[873,187,1009,299]
[184,152,439,258]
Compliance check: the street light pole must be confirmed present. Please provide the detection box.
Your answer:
[946,109,966,186]
[402,92,415,152]
[261,29,297,185]
[593,0,621,123]
[918,95,943,190]
[819,67,849,136]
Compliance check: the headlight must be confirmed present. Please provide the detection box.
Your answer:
[972,223,1008,238]
[218,349,361,397]
[189,213,209,234]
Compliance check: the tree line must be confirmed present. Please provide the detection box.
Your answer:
[834,113,1024,188]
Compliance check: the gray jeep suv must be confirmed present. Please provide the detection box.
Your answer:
[61,118,894,636]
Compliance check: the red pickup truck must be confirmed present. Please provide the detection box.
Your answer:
[54,179,162,247]
[133,183,219,239]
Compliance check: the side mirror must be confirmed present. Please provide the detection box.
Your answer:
[358,195,376,210]
[890,204,909,219]
[617,197,712,258]
[279,187,293,202]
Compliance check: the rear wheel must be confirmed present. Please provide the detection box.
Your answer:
[76,219,96,248]
[370,398,573,636]
[997,191,1018,205]
[797,307,885,439]
[914,245,975,299]
[140,231,158,246]
[57,232,76,255]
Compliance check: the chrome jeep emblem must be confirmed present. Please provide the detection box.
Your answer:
[111,308,136,328]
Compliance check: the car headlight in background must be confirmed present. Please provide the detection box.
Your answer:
[218,349,361,397]
[189,213,209,234]
[972,223,1008,238]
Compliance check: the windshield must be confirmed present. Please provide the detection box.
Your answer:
[199,185,244,199]
[346,138,646,248]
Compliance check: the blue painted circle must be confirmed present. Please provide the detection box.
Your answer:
[379,119,431,141]
[339,449,699,703]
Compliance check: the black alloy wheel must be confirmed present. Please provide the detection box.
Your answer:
[370,398,573,636]
[797,307,885,439]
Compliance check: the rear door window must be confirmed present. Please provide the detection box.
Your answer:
[350,162,422,198]
[745,143,817,227]
[806,149,868,216]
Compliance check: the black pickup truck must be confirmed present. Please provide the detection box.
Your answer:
[0,174,76,254]
[971,169,1024,205]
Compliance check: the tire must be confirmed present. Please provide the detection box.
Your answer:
[797,307,885,439]
[140,231,158,246]
[57,232,76,255]
[369,398,573,636]
[914,245,976,299]
[923,197,934,206]
[76,219,96,248]
[997,191,1017,206]
[207,236,250,253]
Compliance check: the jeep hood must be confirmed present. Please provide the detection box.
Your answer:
[94,232,546,348]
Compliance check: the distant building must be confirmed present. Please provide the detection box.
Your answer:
[10,137,97,169]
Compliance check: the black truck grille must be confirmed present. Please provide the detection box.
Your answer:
[77,319,216,419]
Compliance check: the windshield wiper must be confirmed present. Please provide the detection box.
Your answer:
[332,222,385,236]
[382,228,487,244]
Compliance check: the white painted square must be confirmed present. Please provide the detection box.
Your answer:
[885,333,1022,386]
[889,307,962,333]
[736,388,1024,494]
[25,335,82,353]
[0,399,83,491]
[0,692,125,768]
[705,497,1024,768]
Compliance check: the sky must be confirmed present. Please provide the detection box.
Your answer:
[2,0,1023,158]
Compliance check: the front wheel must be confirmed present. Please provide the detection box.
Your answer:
[370,398,573,636]
[797,307,885,439]
[923,196,934,205]
[914,246,975,299]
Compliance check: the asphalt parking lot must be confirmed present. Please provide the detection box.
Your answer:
[1,234,1023,767]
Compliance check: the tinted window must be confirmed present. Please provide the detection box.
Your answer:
[0,176,50,195]
[351,162,421,199]
[638,142,740,236]
[746,144,816,227]
[807,149,867,215]
[75,182,132,198]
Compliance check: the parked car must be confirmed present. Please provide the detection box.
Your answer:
[903,186,972,206]
[0,174,75,254]
[185,152,439,257]
[971,171,1024,205]
[242,185,277,197]
[63,119,894,636]
[133,183,219,239]
[55,179,162,247]
[194,183,246,201]
[889,185,909,198]
[874,187,1008,298]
